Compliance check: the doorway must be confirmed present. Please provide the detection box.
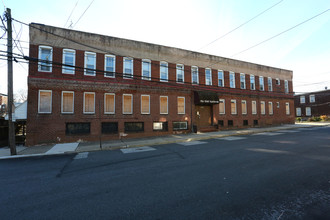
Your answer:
[195,105,212,129]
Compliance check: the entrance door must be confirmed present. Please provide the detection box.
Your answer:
[195,105,212,129]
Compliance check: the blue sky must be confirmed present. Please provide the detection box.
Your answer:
[0,0,329,94]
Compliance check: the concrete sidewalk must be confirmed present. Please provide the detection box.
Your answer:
[1,122,329,159]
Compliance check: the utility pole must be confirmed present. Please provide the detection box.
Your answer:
[6,8,16,155]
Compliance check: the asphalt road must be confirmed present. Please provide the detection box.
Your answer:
[1,126,330,219]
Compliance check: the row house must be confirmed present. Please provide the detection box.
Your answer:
[26,23,294,146]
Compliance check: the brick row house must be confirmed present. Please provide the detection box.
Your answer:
[26,23,294,146]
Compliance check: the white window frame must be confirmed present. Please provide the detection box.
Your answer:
[309,95,315,103]
[83,92,95,114]
[123,57,133,79]
[176,64,184,83]
[300,96,305,104]
[38,46,53,72]
[296,107,301,116]
[240,73,246,89]
[229,71,235,88]
[38,90,52,114]
[62,49,75,74]
[177,96,185,114]
[252,100,257,115]
[268,101,273,115]
[284,80,289,93]
[219,99,225,115]
[160,61,168,82]
[205,68,212,86]
[260,101,266,115]
[259,76,264,91]
[286,102,290,115]
[84,52,96,76]
[218,70,224,87]
[160,96,168,114]
[268,77,273,92]
[142,59,151,80]
[123,94,133,114]
[104,93,115,114]
[306,107,311,116]
[141,95,150,114]
[250,75,255,90]
[104,54,116,78]
[241,100,247,115]
[61,91,74,114]
[231,99,237,115]
[191,66,199,85]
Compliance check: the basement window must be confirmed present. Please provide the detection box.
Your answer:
[153,122,168,131]
[101,122,118,134]
[124,122,144,133]
[66,123,90,135]
[173,121,188,130]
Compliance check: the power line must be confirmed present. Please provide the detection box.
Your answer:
[72,0,94,28]
[64,1,79,28]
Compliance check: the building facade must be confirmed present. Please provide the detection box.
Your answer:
[26,23,294,146]
[294,89,330,119]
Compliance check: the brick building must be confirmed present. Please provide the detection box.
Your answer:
[26,23,294,146]
[294,89,330,119]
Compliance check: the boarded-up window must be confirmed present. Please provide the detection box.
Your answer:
[219,99,225,114]
[141,95,150,114]
[177,97,185,114]
[160,96,168,114]
[252,101,257,115]
[231,100,237,114]
[261,101,265,115]
[62,91,74,113]
[104,93,115,114]
[241,100,247,115]
[123,94,133,114]
[38,90,52,113]
[268,102,273,115]
[286,102,290,115]
[84,92,95,114]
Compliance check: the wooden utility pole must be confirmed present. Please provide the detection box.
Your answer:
[6,8,16,155]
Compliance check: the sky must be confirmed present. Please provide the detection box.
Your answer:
[0,0,329,95]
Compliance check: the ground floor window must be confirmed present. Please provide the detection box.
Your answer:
[101,122,118,134]
[228,120,233,126]
[153,122,168,131]
[254,120,258,126]
[66,123,90,135]
[218,120,224,127]
[243,120,248,126]
[173,121,188,130]
[124,122,144,132]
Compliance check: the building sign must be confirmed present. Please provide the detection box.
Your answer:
[194,91,219,104]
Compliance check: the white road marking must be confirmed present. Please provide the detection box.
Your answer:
[177,141,207,146]
[74,152,89,160]
[252,132,282,136]
[45,143,79,154]
[278,130,299,133]
[218,137,247,141]
[121,146,156,154]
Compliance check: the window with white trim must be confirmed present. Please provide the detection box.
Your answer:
[160,61,168,82]
[123,57,133,79]
[219,99,225,114]
[191,66,199,85]
[38,90,52,113]
[61,91,74,114]
[229,71,235,88]
[177,97,185,114]
[205,68,212,85]
[84,92,95,114]
[231,100,237,114]
[286,102,290,115]
[104,55,116,78]
[160,96,168,114]
[268,102,273,115]
[218,70,224,87]
[142,59,151,80]
[62,49,75,74]
[296,107,301,116]
[268,77,273,91]
[104,93,115,114]
[123,94,133,114]
[309,95,315,103]
[306,107,311,116]
[240,73,246,89]
[284,80,289,93]
[300,96,305,104]
[141,95,150,114]
[252,101,257,115]
[241,100,247,115]
[84,52,96,76]
[260,101,265,115]
[38,46,53,72]
[250,75,255,90]
[176,64,184,83]
[259,76,264,91]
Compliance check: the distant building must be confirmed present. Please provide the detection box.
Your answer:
[0,93,8,117]
[294,89,330,118]
[26,23,294,146]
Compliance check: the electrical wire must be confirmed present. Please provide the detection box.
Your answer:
[72,0,94,28]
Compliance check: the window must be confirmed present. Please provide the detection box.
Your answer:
[306,107,311,116]
[228,120,233,126]
[142,59,151,80]
[240,73,245,89]
[252,101,257,115]
[38,46,53,72]
[241,100,247,115]
[84,92,95,114]
[104,55,116,78]
[218,120,224,127]
[173,122,188,130]
[104,93,115,114]
[250,75,255,90]
[177,97,185,114]
[153,122,168,131]
[123,57,133,79]
[141,95,150,114]
[268,77,272,91]
[62,49,75,74]
[296,107,301,116]
[260,101,265,115]
[300,96,305,104]
[191,66,199,85]
[61,91,74,114]
[276,78,280,85]
[84,52,96,76]
[66,123,90,135]
[286,102,290,115]
[243,120,248,126]
[259,76,264,91]
[254,120,258,126]
[284,80,289,93]
[160,61,168,82]
[176,64,184,83]
[123,94,133,114]
[218,70,224,87]
[231,100,237,114]
[219,99,225,114]
[205,68,212,85]
[229,72,235,88]
[268,102,273,115]
[277,102,280,108]
[160,96,168,114]
[38,90,52,113]
[124,122,144,132]
[101,122,118,134]
[309,95,315,103]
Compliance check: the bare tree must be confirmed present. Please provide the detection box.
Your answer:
[14,89,27,103]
